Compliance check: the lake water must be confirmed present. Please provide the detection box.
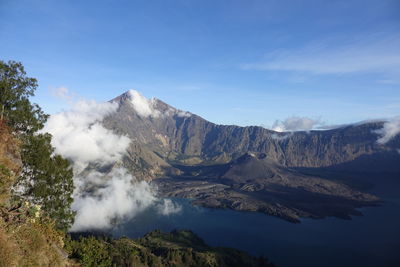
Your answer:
[112,177,400,267]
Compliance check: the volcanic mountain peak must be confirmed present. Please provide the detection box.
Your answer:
[105,90,400,177]
[111,90,192,119]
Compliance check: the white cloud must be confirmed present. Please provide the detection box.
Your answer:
[42,98,159,231]
[43,100,130,172]
[156,199,182,216]
[71,168,156,231]
[164,108,191,118]
[272,116,322,132]
[242,34,400,77]
[49,86,72,100]
[376,116,400,144]
[128,89,161,118]
[179,111,191,117]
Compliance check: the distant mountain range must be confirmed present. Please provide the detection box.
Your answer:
[101,90,400,222]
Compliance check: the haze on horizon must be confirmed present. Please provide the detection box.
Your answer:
[1,0,399,128]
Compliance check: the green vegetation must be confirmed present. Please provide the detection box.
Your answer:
[20,133,75,230]
[0,60,76,265]
[67,230,274,267]
[0,60,47,134]
[0,60,75,231]
[0,111,75,266]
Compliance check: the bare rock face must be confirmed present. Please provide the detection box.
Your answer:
[100,91,398,222]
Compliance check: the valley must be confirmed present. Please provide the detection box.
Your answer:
[153,152,379,222]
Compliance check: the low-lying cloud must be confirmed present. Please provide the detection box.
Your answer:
[43,100,130,172]
[43,97,181,231]
[272,116,322,132]
[71,168,156,231]
[156,199,182,216]
[376,116,400,144]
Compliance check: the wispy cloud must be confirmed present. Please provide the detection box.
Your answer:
[272,116,323,132]
[376,116,400,144]
[49,86,73,100]
[156,199,182,216]
[242,33,400,77]
[377,79,400,85]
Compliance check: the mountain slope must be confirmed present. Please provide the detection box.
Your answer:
[101,90,397,222]
[104,90,400,180]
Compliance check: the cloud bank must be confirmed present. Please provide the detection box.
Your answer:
[272,116,322,132]
[376,116,400,144]
[43,98,180,231]
[71,168,156,231]
[43,100,130,172]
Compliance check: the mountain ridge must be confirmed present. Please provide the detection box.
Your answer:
[104,90,399,181]
[98,90,399,222]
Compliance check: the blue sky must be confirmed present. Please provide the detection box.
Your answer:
[1,0,399,127]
